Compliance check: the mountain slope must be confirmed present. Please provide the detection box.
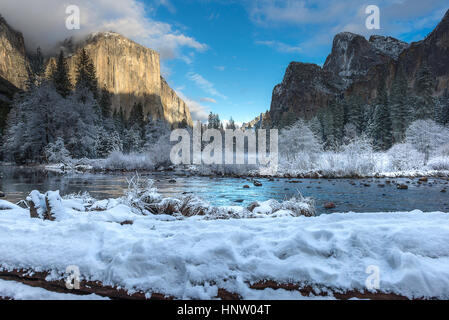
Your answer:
[269,9,449,127]
[0,15,29,90]
[47,32,192,127]
[0,14,192,128]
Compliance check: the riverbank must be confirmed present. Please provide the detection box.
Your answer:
[2,165,449,214]
[41,161,449,180]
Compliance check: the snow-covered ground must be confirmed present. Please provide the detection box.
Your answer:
[0,182,448,300]
[0,279,108,300]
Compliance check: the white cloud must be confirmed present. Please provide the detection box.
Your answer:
[176,90,210,122]
[0,0,207,59]
[214,66,226,71]
[246,0,448,56]
[200,97,217,104]
[187,72,227,100]
[255,40,301,53]
[155,0,176,14]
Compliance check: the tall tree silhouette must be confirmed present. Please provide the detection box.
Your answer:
[75,49,98,99]
[52,50,72,98]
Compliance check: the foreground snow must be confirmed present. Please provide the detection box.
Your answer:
[0,279,108,300]
[0,191,448,299]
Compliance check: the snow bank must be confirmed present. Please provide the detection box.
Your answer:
[0,197,448,299]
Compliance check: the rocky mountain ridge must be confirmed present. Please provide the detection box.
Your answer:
[269,9,449,127]
[0,14,29,90]
[0,15,192,127]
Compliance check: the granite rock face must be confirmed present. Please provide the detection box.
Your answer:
[0,13,192,127]
[270,63,343,125]
[160,77,192,127]
[0,15,29,90]
[50,32,193,127]
[269,9,449,126]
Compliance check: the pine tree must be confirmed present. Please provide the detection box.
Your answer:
[308,116,324,145]
[129,102,144,128]
[178,119,188,129]
[28,47,45,86]
[390,72,409,143]
[226,117,236,130]
[435,90,449,125]
[207,112,222,129]
[99,85,112,118]
[319,106,336,150]
[113,107,126,135]
[414,63,435,120]
[329,98,345,146]
[52,51,72,98]
[346,95,364,135]
[372,81,393,150]
[75,49,98,99]
[128,102,145,146]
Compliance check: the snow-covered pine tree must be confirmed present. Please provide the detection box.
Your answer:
[129,102,145,129]
[28,47,45,87]
[144,117,170,151]
[372,81,393,150]
[52,50,72,98]
[4,81,62,163]
[308,116,324,145]
[390,71,409,143]
[226,117,236,130]
[44,137,71,163]
[319,105,336,150]
[63,87,101,158]
[113,107,126,135]
[435,90,449,125]
[123,127,143,153]
[75,49,98,100]
[99,85,112,119]
[95,126,123,158]
[326,98,345,148]
[414,63,435,120]
[207,112,222,130]
[406,119,449,163]
[346,95,364,135]
[279,119,322,162]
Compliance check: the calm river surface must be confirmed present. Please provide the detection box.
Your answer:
[1,166,448,214]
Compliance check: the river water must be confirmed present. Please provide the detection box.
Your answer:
[1,166,448,214]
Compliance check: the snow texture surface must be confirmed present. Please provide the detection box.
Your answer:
[0,192,448,300]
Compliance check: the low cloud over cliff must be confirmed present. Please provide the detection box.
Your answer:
[0,0,207,59]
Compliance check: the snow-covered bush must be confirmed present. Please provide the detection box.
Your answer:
[406,120,449,162]
[387,143,425,171]
[147,132,173,168]
[119,175,316,219]
[101,151,155,171]
[95,128,123,158]
[44,138,72,164]
[3,81,101,163]
[426,156,449,171]
[250,194,315,217]
[314,136,377,176]
[195,163,259,176]
[279,119,322,170]
[122,174,162,214]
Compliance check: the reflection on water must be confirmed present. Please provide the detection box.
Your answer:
[1,165,448,214]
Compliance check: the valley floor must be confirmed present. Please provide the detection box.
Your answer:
[0,185,448,300]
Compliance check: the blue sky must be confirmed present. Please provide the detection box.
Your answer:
[142,0,448,124]
[1,0,448,124]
